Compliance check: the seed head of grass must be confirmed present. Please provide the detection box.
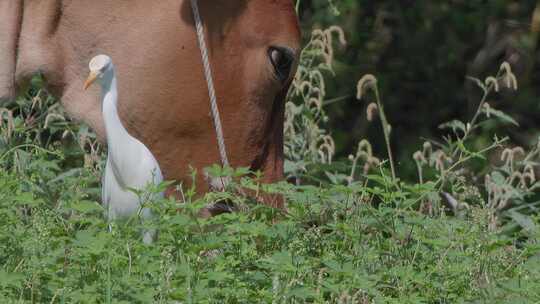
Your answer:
[356,74,378,100]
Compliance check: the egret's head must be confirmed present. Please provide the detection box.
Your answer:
[84,55,113,90]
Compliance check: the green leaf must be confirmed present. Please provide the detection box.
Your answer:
[206,271,232,282]
[170,214,191,227]
[13,193,43,207]
[286,287,316,300]
[439,120,466,133]
[0,271,24,288]
[71,200,103,213]
[483,107,519,126]
[507,210,536,232]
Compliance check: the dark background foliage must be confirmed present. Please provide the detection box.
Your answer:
[299,0,540,177]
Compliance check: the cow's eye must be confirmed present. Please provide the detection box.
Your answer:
[268,46,294,83]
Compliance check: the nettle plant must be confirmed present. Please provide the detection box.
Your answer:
[485,142,540,231]
[284,25,345,182]
[283,25,397,187]
[0,76,102,175]
[285,18,539,231]
[354,61,540,231]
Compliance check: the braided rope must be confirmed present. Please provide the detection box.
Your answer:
[190,0,230,167]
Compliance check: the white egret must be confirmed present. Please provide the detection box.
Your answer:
[84,54,163,244]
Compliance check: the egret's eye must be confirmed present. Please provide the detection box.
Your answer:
[268,46,294,83]
[97,65,108,77]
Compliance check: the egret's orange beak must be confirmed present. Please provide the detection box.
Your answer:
[84,71,99,90]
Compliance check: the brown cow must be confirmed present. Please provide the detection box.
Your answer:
[0,1,301,210]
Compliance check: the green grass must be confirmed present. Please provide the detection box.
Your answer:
[1,145,540,303]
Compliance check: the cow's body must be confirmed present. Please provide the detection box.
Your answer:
[0,1,300,209]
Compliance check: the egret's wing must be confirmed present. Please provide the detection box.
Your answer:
[137,140,164,185]
[108,139,161,186]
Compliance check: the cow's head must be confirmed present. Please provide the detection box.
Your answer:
[160,0,300,205]
[185,0,301,202]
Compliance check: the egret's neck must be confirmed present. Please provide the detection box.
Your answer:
[101,71,130,147]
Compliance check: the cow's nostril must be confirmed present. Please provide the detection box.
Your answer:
[268,46,295,83]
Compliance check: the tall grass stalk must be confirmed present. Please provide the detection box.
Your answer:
[357,74,397,182]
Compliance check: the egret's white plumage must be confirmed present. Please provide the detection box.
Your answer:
[84,55,163,244]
